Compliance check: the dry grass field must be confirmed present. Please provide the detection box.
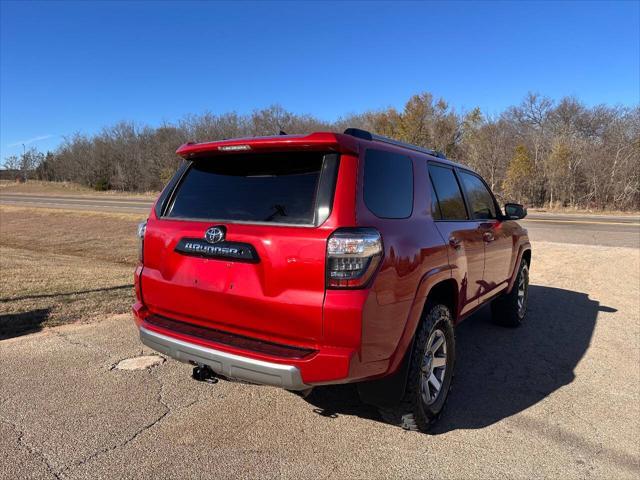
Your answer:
[0,180,96,194]
[0,180,158,198]
[0,206,145,338]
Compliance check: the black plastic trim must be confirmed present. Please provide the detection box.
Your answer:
[344,128,446,158]
[343,127,373,141]
[314,153,340,226]
[357,334,415,407]
[145,315,316,360]
[175,239,260,263]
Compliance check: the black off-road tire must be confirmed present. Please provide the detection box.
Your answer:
[378,303,456,433]
[491,260,530,327]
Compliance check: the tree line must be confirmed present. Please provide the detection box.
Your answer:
[4,92,639,210]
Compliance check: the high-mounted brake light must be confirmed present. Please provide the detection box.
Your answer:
[326,228,383,289]
[218,145,251,151]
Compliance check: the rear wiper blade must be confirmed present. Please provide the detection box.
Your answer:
[264,204,287,221]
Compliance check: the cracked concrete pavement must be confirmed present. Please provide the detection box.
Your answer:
[1,240,639,479]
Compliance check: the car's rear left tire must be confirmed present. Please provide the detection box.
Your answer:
[378,302,455,433]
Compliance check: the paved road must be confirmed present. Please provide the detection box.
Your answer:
[1,241,638,479]
[521,216,640,248]
[2,192,638,247]
[0,192,153,213]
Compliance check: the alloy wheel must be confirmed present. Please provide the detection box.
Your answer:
[517,264,529,318]
[420,328,448,406]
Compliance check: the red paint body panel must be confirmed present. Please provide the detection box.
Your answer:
[141,219,329,342]
[133,132,530,386]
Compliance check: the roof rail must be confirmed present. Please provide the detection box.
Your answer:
[343,128,447,159]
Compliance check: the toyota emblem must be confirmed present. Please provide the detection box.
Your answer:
[204,226,225,244]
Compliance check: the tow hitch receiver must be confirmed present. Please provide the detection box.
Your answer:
[192,365,218,384]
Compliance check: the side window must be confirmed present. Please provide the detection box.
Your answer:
[429,175,442,220]
[364,149,413,218]
[458,171,497,220]
[428,164,468,220]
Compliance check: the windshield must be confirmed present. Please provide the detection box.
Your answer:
[166,152,332,225]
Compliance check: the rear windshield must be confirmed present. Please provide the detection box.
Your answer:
[166,152,332,225]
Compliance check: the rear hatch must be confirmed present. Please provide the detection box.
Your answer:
[140,150,340,346]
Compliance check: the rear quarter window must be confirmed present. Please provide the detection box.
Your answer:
[363,149,414,218]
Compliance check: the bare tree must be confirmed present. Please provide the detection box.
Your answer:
[8,93,638,209]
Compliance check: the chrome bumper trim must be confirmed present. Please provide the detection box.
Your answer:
[139,327,309,390]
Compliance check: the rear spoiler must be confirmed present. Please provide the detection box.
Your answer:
[176,132,359,159]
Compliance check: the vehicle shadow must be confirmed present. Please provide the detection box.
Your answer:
[0,308,52,340]
[0,284,133,341]
[304,285,613,432]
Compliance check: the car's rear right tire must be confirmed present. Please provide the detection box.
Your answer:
[378,302,455,433]
[492,260,529,327]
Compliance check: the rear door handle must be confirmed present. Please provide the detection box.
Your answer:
[449,236,462,249]
[483,231,495,243]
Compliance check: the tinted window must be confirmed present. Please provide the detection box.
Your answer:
[428,164,468,220]
[364,149,413,218]
[429,175,442,220]
[167,152,325,224]
[458,171,497,220]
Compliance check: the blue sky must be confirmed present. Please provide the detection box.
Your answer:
[1,0,638,161]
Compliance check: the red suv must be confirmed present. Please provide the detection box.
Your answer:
[133,128,531,432]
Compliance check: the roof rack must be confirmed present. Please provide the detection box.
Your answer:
[343,128,447,159]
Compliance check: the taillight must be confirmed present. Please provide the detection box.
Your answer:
[134,265,143,302]
[137,220,147,263]
[326,228,383,289]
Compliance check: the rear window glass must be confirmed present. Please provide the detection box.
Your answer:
[166,152,326,224]
[364,149,413,218]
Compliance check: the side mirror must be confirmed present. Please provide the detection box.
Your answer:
[504,203,527,220]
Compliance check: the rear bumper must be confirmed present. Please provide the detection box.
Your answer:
[132,296,393,387]
[140,327,309,390]
[133,302,372,387]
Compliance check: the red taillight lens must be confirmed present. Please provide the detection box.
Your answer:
[326,228,383,289]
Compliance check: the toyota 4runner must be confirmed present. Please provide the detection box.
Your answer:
[132,128,531,432]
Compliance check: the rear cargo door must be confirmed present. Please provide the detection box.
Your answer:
[140,151,338,345]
